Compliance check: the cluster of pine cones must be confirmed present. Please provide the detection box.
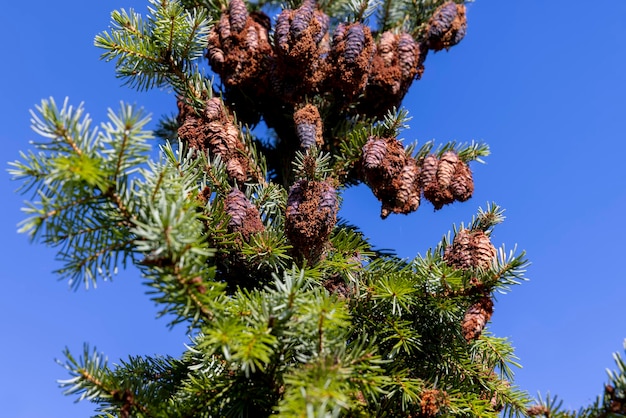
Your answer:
[207,0,466,119]
[361,136,474,217]
[177,0,470,263]
[443,227,497,341]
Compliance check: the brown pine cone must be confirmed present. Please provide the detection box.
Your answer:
[330,22,374,101]
[420,153,439,187]
[437,150,459,188]
[450,159,474,202]
[444,228,473,270]
[426,1,467,51]
[397,33,422,80]
[285,179,338,263]
[462,296,493,342]
[470,229,497,269]
[228,0,248,33]
[378,31,396,66]
[293,104,323,149]
[224,189,265,241]
[361,136,406,184]
[444,228,496,270]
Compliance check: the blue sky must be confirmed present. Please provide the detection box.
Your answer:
[2,1,625,416]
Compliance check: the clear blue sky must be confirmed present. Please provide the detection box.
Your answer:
[2,1,625,416]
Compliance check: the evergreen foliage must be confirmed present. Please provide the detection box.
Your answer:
[10,0,626,416]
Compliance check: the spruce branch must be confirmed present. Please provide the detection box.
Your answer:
[95,0,213,101]
[10,98,153,288]
[487,245,529,294]
[57,344,113,404]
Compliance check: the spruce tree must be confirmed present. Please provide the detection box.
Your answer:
[9,0,626,416]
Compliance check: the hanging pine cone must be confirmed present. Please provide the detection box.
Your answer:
[461,296,493,342]
[329,22,374,102]
[420,153,439,187]
[293,104,323,149]
[228,0,248,33]
[285,179,338,263]
[271,0,330,102]
[397,33,423,80]
[378,31,396,66]
[360,136,421,218]
[420,151,474,209]
[176,97,250,184]
[224,189,265,241]
[426,1,467,51]
[361,136,406,184]
[206,0,273,93]
[437,150,459,188]
[444,228,472,269]
[470,229,497,269]
[290,0,316,39]
[450,158,474,202]
[444,228,496,270]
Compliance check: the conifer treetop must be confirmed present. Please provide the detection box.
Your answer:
[20,0,623,416]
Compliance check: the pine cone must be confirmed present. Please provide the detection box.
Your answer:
[217,13,232,43]
[470,229,497,269]
[206,30,225,69]
[293,104,323,149]
[330,22,374,101]
[444,228,473,269]
[397,33,420,80]
[420,153,439,186]
[285,179,338,263]
[224,189,265,241]
[204,97,224,121]
[444,228,496,270]
[378,31,396,66]
[362,137,388,169]
[461,296,493,341]
[437,150,459,188]
[228,0,248,33]
[290,0,315,40]
[527,405,551,416]
[344,24,366,64]
[427,1,467,51]
[450,159,474,202]
[274,10,291,51]
[361,136,406,183]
